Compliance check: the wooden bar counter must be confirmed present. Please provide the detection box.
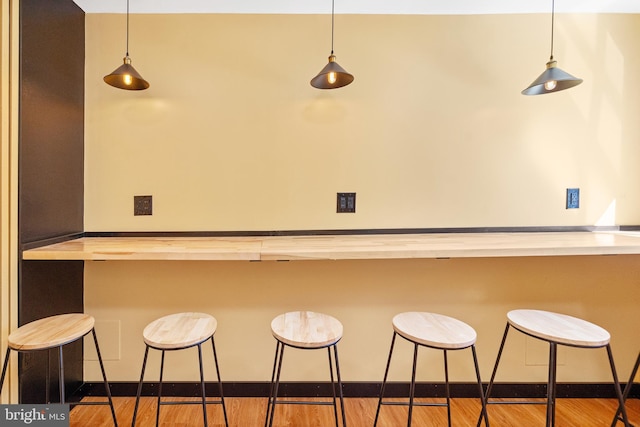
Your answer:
[21,230,640,261]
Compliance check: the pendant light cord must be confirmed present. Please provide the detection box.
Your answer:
[330,0,335,55]
[549,0,554,61]
[126,0,130,56]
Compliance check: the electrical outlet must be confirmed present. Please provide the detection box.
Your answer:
[134,195,152,215]
[337,193,356,213]
[566,188,579,209]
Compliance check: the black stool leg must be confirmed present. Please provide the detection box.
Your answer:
[332,344,347,427]
[264,337,346,427]
[623,353,640,402]
[47,349,52,403]
[210,336,229,427]
[407,342,419,427]
[374,332,398,427]
[612,352,640,426]
[92,329,118,426]
[546,342,557,427]
[266,341,285,427]
[444,349,452,427]
[155,350,165,427]
[477,322,511,427]
[264,341,277,427]
[58,346,65,404]
[607,345,631,427]
[0,348,11,395]
[197,343,208,427]
[472,345,490,427]
[327,347,339,427]
[131,345,150,427]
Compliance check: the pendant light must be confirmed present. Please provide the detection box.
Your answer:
[522,0,581,96]
[104,0,149,90]
[310,0,354,89]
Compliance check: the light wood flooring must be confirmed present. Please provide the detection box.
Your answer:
[70,396,640,426]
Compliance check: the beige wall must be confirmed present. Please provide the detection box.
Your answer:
[84,255,640,383]
[83,14,640,383]
[85,13,640,231]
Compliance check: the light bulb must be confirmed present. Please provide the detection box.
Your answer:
[123,74,133,85]
[328,72,337,85]
[544,80,557,91]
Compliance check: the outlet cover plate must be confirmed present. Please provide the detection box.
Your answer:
[134,195,153,216]
[337,193,356,213]
[566,188,579,209]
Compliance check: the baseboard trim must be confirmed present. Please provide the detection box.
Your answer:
[76,382,639,400]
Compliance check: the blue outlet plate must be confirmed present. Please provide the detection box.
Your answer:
[566,188,579,209]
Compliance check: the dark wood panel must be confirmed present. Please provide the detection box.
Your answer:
[19,0,84,244]
[19,260,84,324]
[19,0,85,404]
[18,260,84,403]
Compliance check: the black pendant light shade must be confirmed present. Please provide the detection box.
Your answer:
[310,54,354,89]
[521,59,582,95]
[522,0,581,96]
[104,0,149,90]
[104,56,149,90]
[311,0,353,90]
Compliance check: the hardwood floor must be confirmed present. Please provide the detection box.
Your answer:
[71,396,640,426]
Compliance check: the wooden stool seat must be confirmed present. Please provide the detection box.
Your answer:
[8,313,95,351]
[143,312,217,350]
[507,309,610,347]
[270,311,343,349]
[266,311,347,427]
[392,312,477,349]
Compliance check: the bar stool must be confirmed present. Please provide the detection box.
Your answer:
[480,309,630,427]
[0,313,118,426]
[131,312,228,427]
[265,311,347,427]
[374,312,489,427]
[612,351,640,426]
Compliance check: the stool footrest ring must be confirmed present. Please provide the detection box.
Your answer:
[485,400,547,406]
[158,399,225,406]
[267,399,337,406]
[379,400,448,408]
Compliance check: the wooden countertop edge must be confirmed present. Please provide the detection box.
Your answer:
[20,231,640,261]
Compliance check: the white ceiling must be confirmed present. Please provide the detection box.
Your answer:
[72,0,640,15]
